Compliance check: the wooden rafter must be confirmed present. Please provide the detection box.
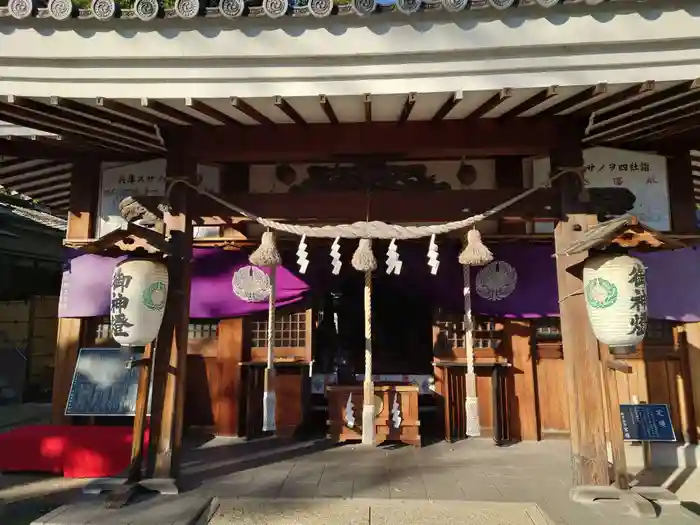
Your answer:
[431,91,463,121]
[4,96,162,152]
[96,98,179,128]
[318,95,339,124]
[363,93,372,122]
[0,160,68,183]
[499,86,558,119]
[230,97,274,125]
[274,96,306,125]
[591,104,700,144]
[590,79,700,125]
[0,136,153,162]
[30,182,72,197]
[185,98,243,126]
[467,89,512,119]
[398,92,417,124]
[586,97,700,141]
[626,113,700,144]
[12,170,72,193]
[0,158,34,170]
[567,81,656,118]
[0,101,153,152]
[140,98,206,125]
[49,97,157,137]
[536,84,607,117]
[41,191,72,204]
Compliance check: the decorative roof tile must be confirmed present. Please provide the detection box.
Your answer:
[0,0,647,21]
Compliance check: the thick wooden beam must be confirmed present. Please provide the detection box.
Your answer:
[552,142,610,487]
[664,150,698,233]
[190,118,563,163]
[148,144,196,480]
[223,189,559,223]
[51,158,100,425]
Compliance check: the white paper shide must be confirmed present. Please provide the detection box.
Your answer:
[110,259,169,347]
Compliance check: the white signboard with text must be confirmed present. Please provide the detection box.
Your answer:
[97,160,220,238]
[533,147,671,232]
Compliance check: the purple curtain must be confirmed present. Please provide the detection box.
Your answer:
[59,243,700,322]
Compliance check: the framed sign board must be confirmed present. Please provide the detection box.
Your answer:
[65,348,151,417]
[620,403,676,442]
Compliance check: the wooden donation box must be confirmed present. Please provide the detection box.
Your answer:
[326,383,421,447]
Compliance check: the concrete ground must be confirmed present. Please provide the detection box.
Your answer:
[180,437,700,525]
[0,415,700,524]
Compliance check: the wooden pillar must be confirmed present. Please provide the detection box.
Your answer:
[684,323,700,442]
[665,150,697,234]
[215,318,244,437]
[148,145,196,481]
[552,142,610,486]
[52,157,100,425]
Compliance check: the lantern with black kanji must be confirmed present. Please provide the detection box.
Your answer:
[110,259,169,347]
[582,253,648,355]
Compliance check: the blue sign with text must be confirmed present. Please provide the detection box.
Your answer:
[619,404,676,442]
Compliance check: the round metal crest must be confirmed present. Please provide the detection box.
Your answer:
[487,0,515,10]
[8,0,34,19]
[263,0,289,18]
[134,0,159,20]
[232,266,272,303]
[91,0,116,20]
[308,0,333,17]
[395,0,420,14]
[351,0,376,16]
[175,0,200,18]
[475,261,518,302]
[219,0,244,17]
[48,0,73,20]
[440,0,467,12]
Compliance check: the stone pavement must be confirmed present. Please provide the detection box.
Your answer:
[180,437,700,524]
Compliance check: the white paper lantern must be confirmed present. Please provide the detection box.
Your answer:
[110,259,169,347]
[582,253,648,350]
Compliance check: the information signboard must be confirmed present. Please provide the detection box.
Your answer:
[620,403,676,442]
[65,348,151,417]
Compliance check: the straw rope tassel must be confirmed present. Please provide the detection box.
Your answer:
[361,270,375,445]
[262,266,277,432]
[464,264,481,437]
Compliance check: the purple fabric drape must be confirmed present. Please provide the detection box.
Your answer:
[58,248,310,319]
[58,243,700,322]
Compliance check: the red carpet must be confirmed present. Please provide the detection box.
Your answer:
[0,425,149,478]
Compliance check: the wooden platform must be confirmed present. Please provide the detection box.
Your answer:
[30,494,218,525]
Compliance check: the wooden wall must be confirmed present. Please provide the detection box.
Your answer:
[535,319,697,444]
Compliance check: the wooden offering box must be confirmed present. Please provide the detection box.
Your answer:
[326,383,421,447]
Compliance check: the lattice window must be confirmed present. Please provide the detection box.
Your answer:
[251,311,307,348]
[645,319,674,344]
[534,318,562,341]
[189,320,219,340]
[434,312,501,349]
[95,317,219,341]
[95,316,111,340]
